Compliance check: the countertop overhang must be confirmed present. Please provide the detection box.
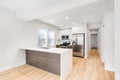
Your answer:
[21,47,72,54]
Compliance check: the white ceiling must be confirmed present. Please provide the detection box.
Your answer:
[38,0,114,29]
[0,0,114,29]
[0,0,99,20]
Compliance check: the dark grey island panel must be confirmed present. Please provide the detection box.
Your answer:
[26,50,61,75]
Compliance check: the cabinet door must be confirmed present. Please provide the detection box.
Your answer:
[68,29,72,40]
[58,30,62,39]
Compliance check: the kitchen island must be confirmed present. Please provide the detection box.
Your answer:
[22,48,72,80]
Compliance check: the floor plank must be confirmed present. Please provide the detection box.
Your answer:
[0,65,60,80]
[0,49,114,80]
[66,49,114,80]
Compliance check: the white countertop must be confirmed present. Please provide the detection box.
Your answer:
[21,47,73,80]
[21,47,72,54]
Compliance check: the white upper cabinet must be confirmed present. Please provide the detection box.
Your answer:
[58,29,72,40]
[72,24,85,34]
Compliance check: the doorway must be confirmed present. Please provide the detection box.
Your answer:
[90,34,98,49]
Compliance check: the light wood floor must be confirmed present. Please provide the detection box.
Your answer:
[0,65,60,80]
[66,49,114,80]
[0,49,114,80]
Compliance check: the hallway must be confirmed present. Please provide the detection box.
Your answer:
[66,49,114,80]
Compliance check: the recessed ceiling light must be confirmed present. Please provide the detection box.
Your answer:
[65,16,69,20]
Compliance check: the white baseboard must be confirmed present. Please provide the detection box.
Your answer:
[105,66,115,71]
[0,62,25,72]
[115,68,120,80]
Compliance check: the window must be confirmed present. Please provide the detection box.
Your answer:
[48,30,54,47]
[38,28,55,48]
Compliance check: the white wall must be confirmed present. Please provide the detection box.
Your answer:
[99,24,104,60]
[101,10,114,71]
[115,0,120,79]
[0,7,37,72]
[85,23,88,58]
[88,23,101,30]
[0,6,58,72]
